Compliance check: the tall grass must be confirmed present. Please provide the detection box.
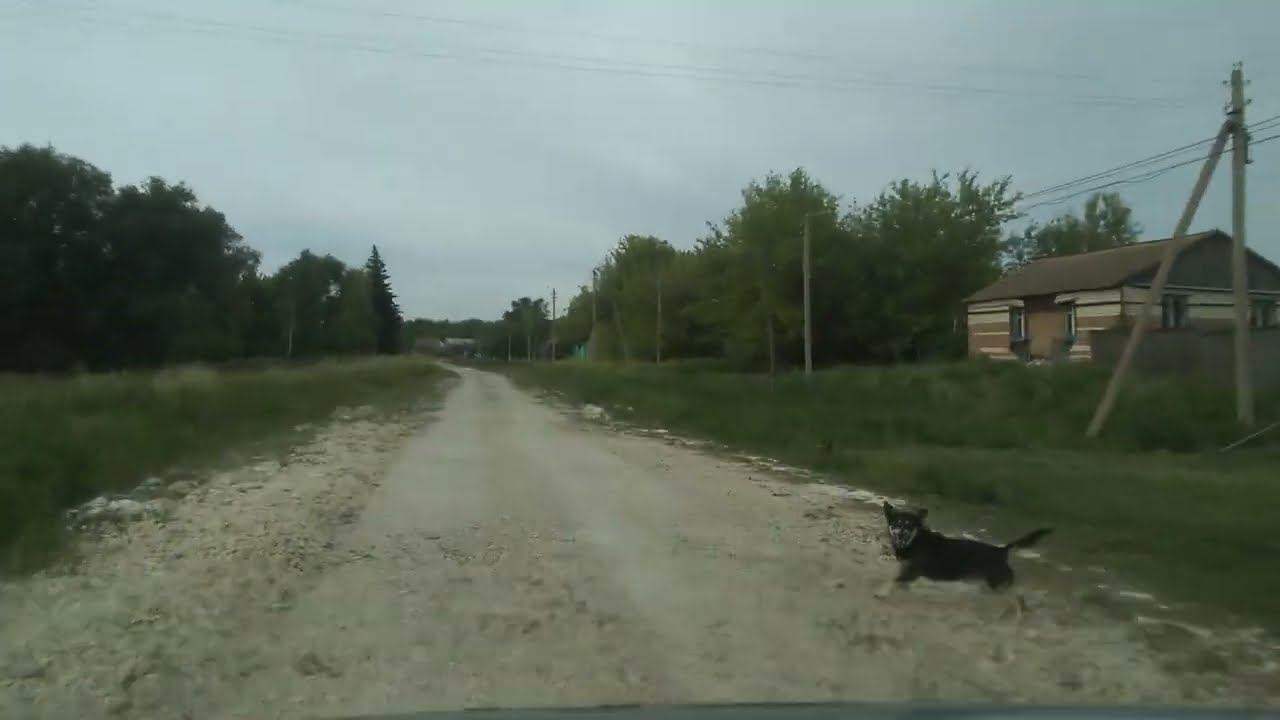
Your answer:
[507,360,1280,629]
[0,357,451,572]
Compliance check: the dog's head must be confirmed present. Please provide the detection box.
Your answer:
[882,502,926,552]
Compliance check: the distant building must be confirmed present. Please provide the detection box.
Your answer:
[965,230,1280,362]
[411,337,444,355]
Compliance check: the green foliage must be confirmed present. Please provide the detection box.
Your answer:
[0,144,405,371]
[520,167,1023,369]
[0,358,450,572]
[1003,192,1141,267]
[366,245,403,354]
[499,297,550,361]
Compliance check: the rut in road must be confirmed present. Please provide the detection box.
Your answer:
[2,367,1265,719]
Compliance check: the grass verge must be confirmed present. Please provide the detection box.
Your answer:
[504,360,1280,631]
[1,357,452,573]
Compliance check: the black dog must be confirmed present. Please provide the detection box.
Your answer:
[877,502,1051,603]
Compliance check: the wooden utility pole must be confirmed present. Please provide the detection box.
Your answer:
[612,298,631,362]
[803,215,813,376]
[655,270,663,364]
[1086,122,1231,438]
[550,288,558,362]
[1229,62,1255,426]
[590,269,599,361]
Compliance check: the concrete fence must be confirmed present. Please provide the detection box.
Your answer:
[1089,326,1280,390]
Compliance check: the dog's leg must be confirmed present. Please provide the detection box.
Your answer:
[874,565,917,600]
[873,577,897,599]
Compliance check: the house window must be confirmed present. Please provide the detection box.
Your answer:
[1252,299,1277,329]
[1009,307,1026,341]
[1064,303,1077,339]
[1160,294,1188,329]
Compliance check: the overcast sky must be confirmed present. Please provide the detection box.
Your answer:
[4,0,1279,320]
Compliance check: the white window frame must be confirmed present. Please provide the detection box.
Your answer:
[1160,294,1188,329]
[1252,298,1277,329]
[1064,302,1077,339]
[1009,307,1026,341]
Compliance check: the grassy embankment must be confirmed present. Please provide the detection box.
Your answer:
[506,360,1280,632]
[1,357,452,572]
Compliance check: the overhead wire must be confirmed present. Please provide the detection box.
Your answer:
[3,3,1200,108]
[1016,113,1280,207]
[275,0,1185,87]
[1018,131,1280,211]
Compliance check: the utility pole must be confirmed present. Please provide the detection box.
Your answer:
[802,209,835,376]
[655,270,663,364]
[590,268,599,361]
[1087,122,1231,437]
[1229,62,1255,426]
[550,288,558,362]
[802,215,813,376]
[286,301,295,359]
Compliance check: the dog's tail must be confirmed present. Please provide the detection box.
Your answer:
[1004,527,1052,551]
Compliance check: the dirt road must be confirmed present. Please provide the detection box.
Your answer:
[1,368,1270,718]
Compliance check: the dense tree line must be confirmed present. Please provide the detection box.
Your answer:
[1,144,402,372]
[473,169,1139,370]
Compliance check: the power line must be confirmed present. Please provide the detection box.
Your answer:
[1018,113,1280,203]
[278,0,1191,88]
[1018,131,1280,211]
[7,4,1200,109]
[281,0,1222,93]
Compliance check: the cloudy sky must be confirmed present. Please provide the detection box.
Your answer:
[3,0,1279,320]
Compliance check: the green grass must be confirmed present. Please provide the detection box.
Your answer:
[506,360,1280,631]
[0,357,452,573]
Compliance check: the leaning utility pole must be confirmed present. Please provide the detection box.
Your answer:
[1087,66,1250,438]
[1229,62,1255,426]
[550,288,558,362]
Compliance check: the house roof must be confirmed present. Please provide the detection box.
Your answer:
[966,230,1222,303]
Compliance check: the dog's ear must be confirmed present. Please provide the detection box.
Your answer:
[882,501,893,517]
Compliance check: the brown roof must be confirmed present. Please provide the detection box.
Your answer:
[966,231,1222,303]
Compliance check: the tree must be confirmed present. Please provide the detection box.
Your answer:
[848,170,1019,360]
[1003,192,1141,267]
[501,297,549,362]
[272,250,346,358]
[328,269,377,354]
[0,145,115,371]
[365,245,403,354]
[706,169,842,371]
[97,177,259,365]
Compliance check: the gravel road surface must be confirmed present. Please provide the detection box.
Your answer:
[2,367,1273,719]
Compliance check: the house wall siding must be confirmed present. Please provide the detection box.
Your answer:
[965,301,1017,360]
[1122,285,1278,328]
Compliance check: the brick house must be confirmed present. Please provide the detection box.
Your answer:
[965,230,1280,361]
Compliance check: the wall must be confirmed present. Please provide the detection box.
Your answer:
[1121,285,1280,330]
[968,289,1126,362]
[1090,327,1280,390]
[966,300,1017,360]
